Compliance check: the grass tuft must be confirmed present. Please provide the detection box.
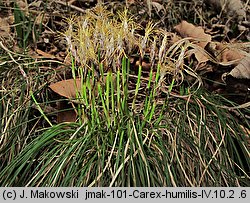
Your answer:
[0,4,249,187]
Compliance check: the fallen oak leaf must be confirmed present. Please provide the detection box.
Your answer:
[49,77,107,101]
[174,21,212,63]
[215,43,244,63]
[49,78,82,99]
[228,56,250,79]
[174,20,212,48]
[49,77,107,123]
[187,45,210,63]
[49,78,82,123]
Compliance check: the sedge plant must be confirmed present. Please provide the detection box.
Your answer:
[0,5,249,186]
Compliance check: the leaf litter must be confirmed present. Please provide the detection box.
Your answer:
[46,1,250,124]
[0,0,249,186]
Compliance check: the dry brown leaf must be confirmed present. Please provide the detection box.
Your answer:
[50,79,82,123]
[229,56,250,79]
[49,78,82,99]
[174,20,212,48]
[187,47,209,63]
[215,43,244,62]
[174,21,212,63]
